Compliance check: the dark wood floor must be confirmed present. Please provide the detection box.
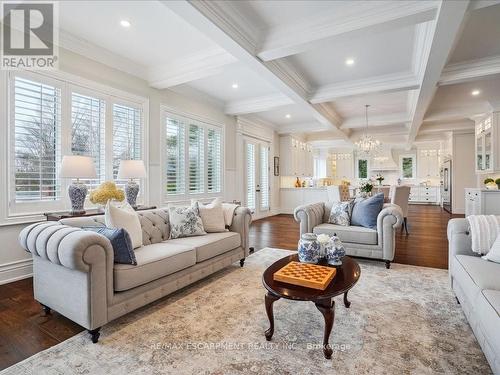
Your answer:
[0,204,460,370]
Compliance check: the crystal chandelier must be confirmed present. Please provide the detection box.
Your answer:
[355,104,381,157]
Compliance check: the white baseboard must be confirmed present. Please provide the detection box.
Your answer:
[0,258,33,285]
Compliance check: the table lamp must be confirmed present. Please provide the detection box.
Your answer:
[60,155,97,214]
[117,160,147,208]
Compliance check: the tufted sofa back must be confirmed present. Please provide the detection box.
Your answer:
[59,208,170,246]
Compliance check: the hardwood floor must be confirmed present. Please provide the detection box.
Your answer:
[0,204,461,370]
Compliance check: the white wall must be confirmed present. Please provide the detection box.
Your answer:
[0,47,239,284]
[452,132,476,214]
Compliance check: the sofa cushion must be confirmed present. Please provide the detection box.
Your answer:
[351,193,384,229]
[113,243,196,291]
[477,290,500,354]
[313,223,377,245]
[167,232,241,262]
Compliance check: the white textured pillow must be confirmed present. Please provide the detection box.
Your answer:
[105,201,143,249]
[191,198,226,233]
[483,234,500,264]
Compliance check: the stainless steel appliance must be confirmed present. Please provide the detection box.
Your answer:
[441,160,452,213]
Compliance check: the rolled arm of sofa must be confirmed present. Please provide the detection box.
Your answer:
[376,204,403,262]
[377,203,403,230]
[19,221,114,272]
[229,206,252,257]
[447,218,474,258]
[294,202,325,236]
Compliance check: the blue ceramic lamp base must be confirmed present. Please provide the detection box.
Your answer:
[68,181,88,214]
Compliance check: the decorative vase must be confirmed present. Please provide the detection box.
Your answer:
[125,180,140,208]
[298,233,321,264]
[68,181,88,214]
[325,236,346,266]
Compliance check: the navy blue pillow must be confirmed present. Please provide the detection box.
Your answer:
[82,227,137,265]
[351,193,385,229]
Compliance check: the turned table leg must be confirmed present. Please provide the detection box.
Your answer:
[315,299,335,359]
[343,291,351,308]
[264,292,280,341]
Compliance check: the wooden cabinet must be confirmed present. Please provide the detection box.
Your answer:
[475,113,500,173]
[280,136,314,177]
[465,189,500,216]
[409,186,440,204]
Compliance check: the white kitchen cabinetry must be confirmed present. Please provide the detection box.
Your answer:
[280,136,314,177]
[418,150,440,178]
[475,113,500,173]
[280,188,328,214]
[330,153,353,180]
[409,186,440,204]
[465,189,500,216]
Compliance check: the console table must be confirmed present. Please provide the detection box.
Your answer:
[43,205,157,221]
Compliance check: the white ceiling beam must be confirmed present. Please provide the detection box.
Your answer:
[438,55,500,86]
[406,0,470,148]
[277,122,329,135]
[309,73,420,104]
[419,120,474,134]
[148,47,237,89]
[225,93,293,115]
[424,104,491,123]
[257,1,439,61]
[468,0,500,11]
[349,124,409,136]
[163,0,348,140]
[341,113,411,129]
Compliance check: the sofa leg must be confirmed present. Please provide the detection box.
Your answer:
[385,260,391,269]
[404,217,409,235]
[240,258,245,267]
[249,247,255,254]
[40,303,51,315]
[88,327,101,343]
[456,296,460,305]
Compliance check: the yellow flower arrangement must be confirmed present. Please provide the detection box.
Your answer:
[89,181,125,205]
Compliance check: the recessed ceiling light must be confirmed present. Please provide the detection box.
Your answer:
[345,58,355,66]
[471,89,481,96]
[231,83,238,89]
[120,20,131,28]
[285,114,291,119]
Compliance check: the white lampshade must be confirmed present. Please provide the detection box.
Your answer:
[60,155,97,179]
[117,160,147,179]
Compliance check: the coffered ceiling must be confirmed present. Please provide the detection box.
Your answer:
[56,0,500,148]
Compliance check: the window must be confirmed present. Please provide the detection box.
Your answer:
[207,128,222,193]
[8,72,146,216]
[166,118,185,195]
[163,111,223,199]
[246,143,255,210]
[12,76,61,203]
[314,157,326,178]
[113,104,142,182]
[260,144,269,210]
[71,92,105,189]
[357,159,368,179]
[400,155,416,179]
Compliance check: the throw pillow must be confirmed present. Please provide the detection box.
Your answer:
[169,205,206,239]
[328,201,353,226]
[483,234,500,264]
[105,201,143,249]
[191,197,226,233]
[82,227,137,265]
[351,192,385,229]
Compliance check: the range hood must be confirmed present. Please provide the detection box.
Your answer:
[370,149,398,171]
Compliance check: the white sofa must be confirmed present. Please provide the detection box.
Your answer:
[448,218,500,374]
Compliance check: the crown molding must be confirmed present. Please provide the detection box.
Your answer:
[419,120,474,134]
[237,115,279,134]
[439,55,500,86]
[257,0,438,61]
[148,48,237,89]
[264,59,312,99]
[411,21,436,79]
[225,93,292,115]
[310,72,420,103]
[424,104,491,123]
[313,103,343,128]
[58,30,148,80]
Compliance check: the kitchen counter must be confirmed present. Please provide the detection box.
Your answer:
[280,187,326,190]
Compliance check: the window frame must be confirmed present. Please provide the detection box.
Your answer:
[399,154,416,180]
[356,157,369,179]
[161,107,224,204]
[4,70,149,221]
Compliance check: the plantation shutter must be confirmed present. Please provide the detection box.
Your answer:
[166,117,185,196]
[71,92,105,189]
[246,142,255,210]
[207,128,222,193]
[12,76,61,202]
[188,124,204,194]
[113,103,142,185]
[260,144,269,210]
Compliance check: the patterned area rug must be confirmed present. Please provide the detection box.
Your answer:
[1,248,491,375]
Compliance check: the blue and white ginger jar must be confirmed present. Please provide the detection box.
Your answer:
[298,233,321,264]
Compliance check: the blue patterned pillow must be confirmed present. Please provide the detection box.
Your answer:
[351,193,384,229]
[82,227,137,265]
[168,205,206,239]
[328,201,353,226]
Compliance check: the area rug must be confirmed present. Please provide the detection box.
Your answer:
[1,248,491,375]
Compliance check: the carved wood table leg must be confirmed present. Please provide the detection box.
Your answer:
[264,292,280,341]
[315,299,335,359]
[343,291,351,308]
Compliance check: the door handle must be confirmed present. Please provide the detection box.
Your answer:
[256,189,261,192]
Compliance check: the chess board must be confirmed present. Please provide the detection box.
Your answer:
[273,261,336,290]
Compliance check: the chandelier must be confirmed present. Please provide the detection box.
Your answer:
[355,104,381,157]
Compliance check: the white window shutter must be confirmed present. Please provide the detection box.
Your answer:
[260,145,269,210]
[188,124,204,194]
[246,142,255,210]
[165,117,185,196]
[207,128,222,193]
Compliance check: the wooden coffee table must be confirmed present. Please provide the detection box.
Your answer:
[262,254,361,359]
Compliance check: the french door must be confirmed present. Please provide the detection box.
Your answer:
[245,138,270,219]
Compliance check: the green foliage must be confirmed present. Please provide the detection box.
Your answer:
[495,178,500,185]
[484,178,494,184]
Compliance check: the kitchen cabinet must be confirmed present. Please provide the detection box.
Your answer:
[330,153,354,180]
[418,149,440,178]
[280,188,328,214]
[465,189,500,216]
[409,186,440,204]
[280,136,314,177]
[475,113,500,173]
